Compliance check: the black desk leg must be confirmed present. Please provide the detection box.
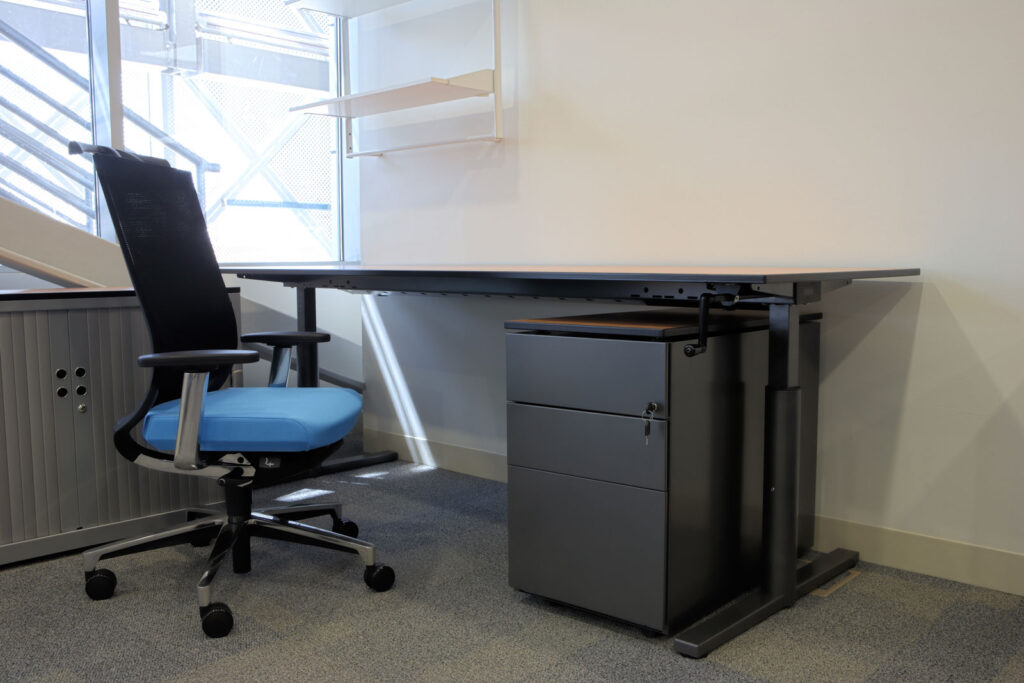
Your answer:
[296,286,319,388]
[673,303,858,658]
[291,286,398,477]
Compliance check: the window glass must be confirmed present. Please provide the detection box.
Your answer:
[119,0,342,263]
[0,0,96,232]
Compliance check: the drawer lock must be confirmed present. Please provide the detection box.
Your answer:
[641,402,659,446]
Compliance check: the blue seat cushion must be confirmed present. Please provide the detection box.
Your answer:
[142,387,362,453]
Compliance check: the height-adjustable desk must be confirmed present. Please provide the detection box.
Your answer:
[224,263,919,656]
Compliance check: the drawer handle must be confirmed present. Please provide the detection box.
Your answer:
[641,402,660,446]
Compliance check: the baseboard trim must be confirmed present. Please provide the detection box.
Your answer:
[363,429,508,482]
[815,515,1024,596]
[358,432,1024,596]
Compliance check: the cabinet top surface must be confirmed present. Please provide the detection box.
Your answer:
[0,287,240,302]
[224,263,920,285]
[0,287,136,301]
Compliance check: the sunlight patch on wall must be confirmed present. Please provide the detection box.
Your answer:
[362,294,436,467]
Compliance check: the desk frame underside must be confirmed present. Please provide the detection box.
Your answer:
[228,265,917,656]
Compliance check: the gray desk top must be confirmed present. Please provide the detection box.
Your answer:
[223,263,919,284]
[223,264,919,305]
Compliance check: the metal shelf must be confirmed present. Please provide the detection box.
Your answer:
[288,0,503,157]
[285,0,409,19]
[291,69,494,119]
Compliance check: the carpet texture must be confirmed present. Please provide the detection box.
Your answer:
[2,461,1021,682]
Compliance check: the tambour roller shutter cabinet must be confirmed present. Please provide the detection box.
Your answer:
[0,289,225,565]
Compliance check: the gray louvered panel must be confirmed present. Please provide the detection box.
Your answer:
[10,313,31,541]
[22,313,41,539]
[85,308,112,522]
[0,312,15,544]
[1,292,224,563]
[68,309,100,529]
[92,305,149,518]
[29,311,60,537]
[40,312,64,533]
[49,310,79,533]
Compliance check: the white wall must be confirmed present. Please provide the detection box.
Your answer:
[349,0,1024,590]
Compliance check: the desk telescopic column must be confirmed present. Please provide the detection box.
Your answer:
[296,286,319,387]
[284,285,397,479]
[673,303,858,657]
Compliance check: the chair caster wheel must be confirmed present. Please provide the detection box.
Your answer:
[200,602,233,638]
[85,568,117,600]
[332,518,359,537]
[364,564,395,592]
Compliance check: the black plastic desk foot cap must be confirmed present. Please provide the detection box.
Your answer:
[796,547,859,596]
[672,548,859,658]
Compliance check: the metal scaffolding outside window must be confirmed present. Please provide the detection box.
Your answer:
[0,0,345,263]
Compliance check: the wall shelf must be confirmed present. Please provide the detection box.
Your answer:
[284,0,410,20]
[288,0,503,157]
[291,69,494,119]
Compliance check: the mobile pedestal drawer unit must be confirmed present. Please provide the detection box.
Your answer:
[505,309,820,634]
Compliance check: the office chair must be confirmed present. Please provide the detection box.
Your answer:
[69,142,394,638]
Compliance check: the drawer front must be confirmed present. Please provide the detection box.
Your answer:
[507,402,667,490]
[506,333,668,416]
[508,466,667,630]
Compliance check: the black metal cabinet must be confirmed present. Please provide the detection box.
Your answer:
[505,311,820,634]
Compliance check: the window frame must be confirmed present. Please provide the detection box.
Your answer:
[85,0,352,263]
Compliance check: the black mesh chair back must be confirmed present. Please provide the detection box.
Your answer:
[94,154,237,400]
[90,154,238,460]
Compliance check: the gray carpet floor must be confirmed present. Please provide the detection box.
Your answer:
[2,461,1023,682]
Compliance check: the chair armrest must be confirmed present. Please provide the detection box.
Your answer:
[240,331,330,346]
[138,350,255,471]
[239,332,328,388]
[138,349,258,370]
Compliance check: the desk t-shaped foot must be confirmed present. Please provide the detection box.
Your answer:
[673,302,859,657]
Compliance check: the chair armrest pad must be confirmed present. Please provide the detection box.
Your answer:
[138,349,259,369]
[240,331,330,346]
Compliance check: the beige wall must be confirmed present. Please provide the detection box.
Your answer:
[344,0,1024,587]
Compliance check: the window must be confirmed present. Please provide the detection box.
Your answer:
[0,0,345,263]
[0,0,96,232]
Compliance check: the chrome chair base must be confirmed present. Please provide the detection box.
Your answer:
[82,502,393,637]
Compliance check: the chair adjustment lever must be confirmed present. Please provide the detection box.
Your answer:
[217,468,253,488]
